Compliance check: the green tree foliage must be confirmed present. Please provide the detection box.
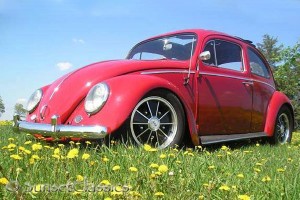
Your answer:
[273,42,300,128]
[257,34,283,70]
[0,96,5,117]
[14,103,27,118]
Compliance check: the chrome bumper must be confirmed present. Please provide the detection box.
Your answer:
[13,114,107,139]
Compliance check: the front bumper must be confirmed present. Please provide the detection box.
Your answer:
[13,114,108,139]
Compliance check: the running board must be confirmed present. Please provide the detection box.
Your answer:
[200,132,268,145]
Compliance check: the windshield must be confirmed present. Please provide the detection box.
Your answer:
[127,34,197,61]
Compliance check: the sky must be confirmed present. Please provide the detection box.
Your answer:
[0,0,300,120]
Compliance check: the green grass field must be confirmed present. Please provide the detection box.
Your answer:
[0,121,300,200]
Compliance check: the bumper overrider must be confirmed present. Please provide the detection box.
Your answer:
[12,114,108,139]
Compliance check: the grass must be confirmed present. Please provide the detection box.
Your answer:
[0,121,300,200]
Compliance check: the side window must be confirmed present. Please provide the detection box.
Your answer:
[248,48,270,78]
[202,39,243,71]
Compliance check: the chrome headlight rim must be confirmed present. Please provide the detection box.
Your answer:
[84,82,110,115]
[27,89,43,113]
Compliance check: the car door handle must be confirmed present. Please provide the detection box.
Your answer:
[242,81,253,86]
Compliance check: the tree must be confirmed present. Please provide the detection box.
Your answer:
[0,96,5,117]
[14,103,27,118]
[257,34,283,70]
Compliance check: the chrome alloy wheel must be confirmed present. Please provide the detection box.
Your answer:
[276,113,290,144]
[130,96,178,149]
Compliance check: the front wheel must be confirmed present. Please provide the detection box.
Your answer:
[270,106,293,144]
[129,92,185,149]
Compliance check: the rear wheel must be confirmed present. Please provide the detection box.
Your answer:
[270,106,293,144]
[129,91,185,149]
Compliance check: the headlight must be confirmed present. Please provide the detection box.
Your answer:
[27,89,43,113]
[84,83,109,115]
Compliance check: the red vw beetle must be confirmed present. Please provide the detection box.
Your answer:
[13,29,294,149]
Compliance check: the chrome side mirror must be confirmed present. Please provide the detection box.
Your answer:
[199,51,211,61]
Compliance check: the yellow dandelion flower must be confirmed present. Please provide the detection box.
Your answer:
[254,168,261,172]
[102,157,109,162]
[104,198,112,200]
[238,194,251,200]
[160,154,167,159]
[8,138,14,141]
[52,154,60,159]
[219,185,230,191]
[29,158,35,164]
[72,190,83,195]
[19,146,26,151]
[221,145,229,151]
[277,168,285,172]
[112,165,120,171]
[168,153,175,157]
[256,143,260,147]
[111,191,123,196]
[176,160,182,164]
[129,191,142,197]
[58,144,65,148]
[203,183,209,187]
[82,153,90,160]
[154,192,164,196]
[129,167,138,172]
[208,165,215,170]
[262,176,271,182]
[54,148,60,155]
[237,174,244,178]
[256,163,263,166]
[155,171,162,176]
[24,149,31,154]
[24,141,32,145]
[150,163,159,168]
[67,148,79,159]
[199,195,204,199]
[150,173,156,179]
[31,155,40,160]
[69,141,75,145]
[76,175,84,182]
[75,142,81,145]
[32,143,42,151]
[44,145,51,149]
[32,184,43,194]
[10,154,22,160]
[0,177,9,185]
[90,161,96,166]
[100,180,111,185]
[85,141,91,145]
[226,151,232,155]
[188,152,195,156]
[158,165,168,173]
[7,143,16,149]
[143,144,157,151]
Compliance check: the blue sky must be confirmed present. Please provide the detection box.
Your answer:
[0,0,300,120]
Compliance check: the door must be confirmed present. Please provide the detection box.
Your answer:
[198,38,253,135]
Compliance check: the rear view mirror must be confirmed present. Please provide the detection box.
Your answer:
[199,51,211,61]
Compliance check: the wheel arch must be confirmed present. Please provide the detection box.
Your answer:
[264,91,294,136]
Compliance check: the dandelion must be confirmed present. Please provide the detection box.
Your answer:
[277,168,285,172]
[76,175,84,182]
[238,194,251,200]
[52,155,61,159]
[129,167,138,172]
[154,192,164,196]
[208,165,215,170]
[31,155,40,160]
[159,154,167,159]
[85,141,91,145]
[219,185,230,191]
[24,141,32,145]
[262,176,271,182]
[150,163,159,168]
[72,190,83,195]
[188,152,194,156]
[102,157,109,162]
[155,171,162,176]
[75,142,81,145]
[0,177,9,185]
[150,173,156,179]
[7,143,16,149]
[199,195,204,199]
[32,143,42,151]
[129,191,142,197]
[67,148,79,159]
[256,143,260,147]
[112,165,120,171]
[254,168,261,172]
[221,145,229,151]
[168,153,175,158]
[104,197,112,200]
[143,144,157,152]
[158,165,168,173]
[176,160,182,164]
[256,163,263,166]
[58,144,65,148]
[10,154,22,160]
[54,148,60,155]
[32,184,43,194]
[237,174,244,178]
[101,180,111,185]
[82,153,90,160]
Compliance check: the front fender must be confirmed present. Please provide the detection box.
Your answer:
[66,74,199,145]
[264,91,294,136]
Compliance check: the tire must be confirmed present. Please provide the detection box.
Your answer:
[129,91,185,149]
[270,106,293,144]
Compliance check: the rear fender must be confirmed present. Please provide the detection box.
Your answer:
[67,75,199,145]
[264,91,294,136]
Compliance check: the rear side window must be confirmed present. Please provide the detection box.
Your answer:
[202,39,243,71]
[248,48,270,78]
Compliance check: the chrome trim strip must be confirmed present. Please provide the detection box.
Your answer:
[141,70,196,75]
[199,72,275,90]
[13,114,107,139]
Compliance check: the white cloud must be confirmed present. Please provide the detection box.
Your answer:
[56,62,73,71]
[72,38,85,44]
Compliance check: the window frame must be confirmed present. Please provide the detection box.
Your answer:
[247,47,271,79]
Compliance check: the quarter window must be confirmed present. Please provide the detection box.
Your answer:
[202,39,243,71]
[248,48,270,78]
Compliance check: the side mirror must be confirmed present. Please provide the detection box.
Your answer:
[199,51,211,61]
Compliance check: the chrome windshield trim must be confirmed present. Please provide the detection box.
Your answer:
[141,70,196,75]
[13,114,107,139]
[199,72,275,90]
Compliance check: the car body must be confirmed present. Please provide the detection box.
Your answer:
[13,29,294,149]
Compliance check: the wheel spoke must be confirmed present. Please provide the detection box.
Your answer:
[146,131,153,144]
[137,110,150,120]
[147,101,154,117]
[155,101,160,117]
[133,122,149,125]
[160,123,174,125]
[136,128,150,138]
[159,110,170,120]
[159,128,169,138]
[155,131,160,146]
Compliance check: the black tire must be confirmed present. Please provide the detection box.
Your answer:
[128,91,185,149]
[270,106,293,144]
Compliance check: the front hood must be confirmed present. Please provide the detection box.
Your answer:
[34,59,188,123]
